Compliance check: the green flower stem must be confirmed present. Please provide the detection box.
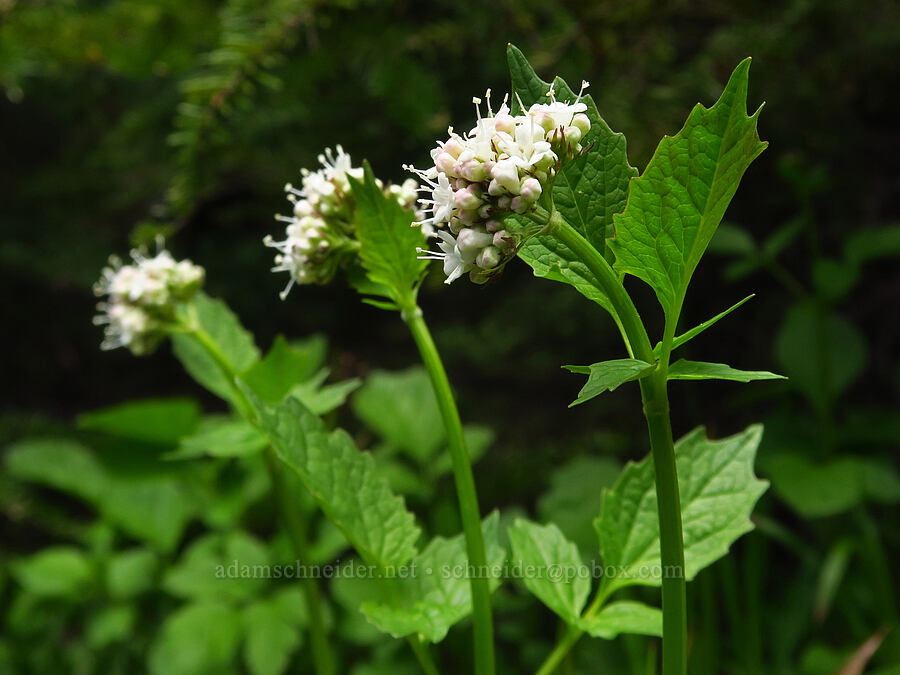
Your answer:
[184,319,337,675]
[544,212,687,675]
[403,305,495,675]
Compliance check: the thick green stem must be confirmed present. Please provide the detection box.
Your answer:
[543,212,687,675]
[186,320,336,675]
[403,306,495,675]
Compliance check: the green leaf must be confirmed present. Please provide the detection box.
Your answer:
[761,453,900,518]
[361,513,505,643]
[106,548,158,599]
[163,532,269,602]
[172,293,260,403]
[609,58,767,321]
[538,456,622,557]
[5,438,106,503]
[578,601,663,639]
[78,398,200,444]
[99,474,196,552]
[167,417,268,460]
[348,162,427,306]
[12,547,94,598]
[86,604,136,648]
[508,519,590,624]
[775,303,868,412]
[508,44,637,313]
[148,602,243,675]
[596,425,768,591]
[288,370,361,416]
[352,367,444,461]
[844,224,900,264]
[563,359,656,406]
[243,599,302,675]
[654,294,755,356]
[246,390,421,568]
[242,335,323,403]
[667,359,785,383]
[5,438,195,551]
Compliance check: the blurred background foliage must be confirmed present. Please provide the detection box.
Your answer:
[2,0,899,673]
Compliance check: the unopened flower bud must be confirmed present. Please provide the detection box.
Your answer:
[496,196,512,211]
[443,137,464,158]
[532,111,555,133]
[454,186,484,211]
[485,220,504,233]
[563,125,583,146]
[493,230,515,251]
[476,246,501,270]
[435,152,456,175]
[491,158,521,194]
[519,177,542,202]
[456,228,493,253]
[510,196,529,214]
[572,113,591,136]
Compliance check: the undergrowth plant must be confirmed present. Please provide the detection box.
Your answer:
[74,45,778,674]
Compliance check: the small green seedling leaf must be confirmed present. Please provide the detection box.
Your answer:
[596,425,768,592]
[348,162,427,307]
[78,398,200,444]
[653,295,755,357]
[361,512,505,643]
[166,418,268,460]
[352,367,444,461]
[578,601,663,639]
[148,602,243,675]
[508,519,590,625]
[243,599,303,675]
[667,359,785,383]
[172,293,260,405]
[242,335,323,403]
[563,359,657,406]
[508,44,637,315]
[246,388,421,568]
[609,58,767,323]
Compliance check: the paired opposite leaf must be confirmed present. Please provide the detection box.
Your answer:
[348,162,427,307]
[563,359,657,406]
[667,359,785,383]
[507,45,637,314]
[653,294,755,357]
[245,391,420,568]
[508,519,590,625]
[361,512,505,643]
[596,424,768,592]
[609,59,767,322]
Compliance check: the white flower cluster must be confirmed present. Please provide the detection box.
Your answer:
[93,246,204,355]
[408,84,591,284]
[266,145,423,298]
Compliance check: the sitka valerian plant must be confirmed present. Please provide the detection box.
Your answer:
[85,45,780,675]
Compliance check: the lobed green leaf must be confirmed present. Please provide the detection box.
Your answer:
[609,58,767,323]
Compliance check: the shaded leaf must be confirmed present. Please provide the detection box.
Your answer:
[508,519,589,624]
[596,425,767,591]
[578,601,663,639]
[78,398,200,444]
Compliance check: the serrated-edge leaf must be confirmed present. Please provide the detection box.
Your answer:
[245,387,420,568]
[507,44,636,311]
[667,359,785,382]
[563,359,657,406]
[360,512,505,643]
[596,424,768,591]
[508,519,590,624]
[609,58,767,321]
[348,162,426,306]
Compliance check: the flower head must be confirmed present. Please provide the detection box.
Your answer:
[408,86,591,284]
[267,147,426,297]
[93,243,204,355]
